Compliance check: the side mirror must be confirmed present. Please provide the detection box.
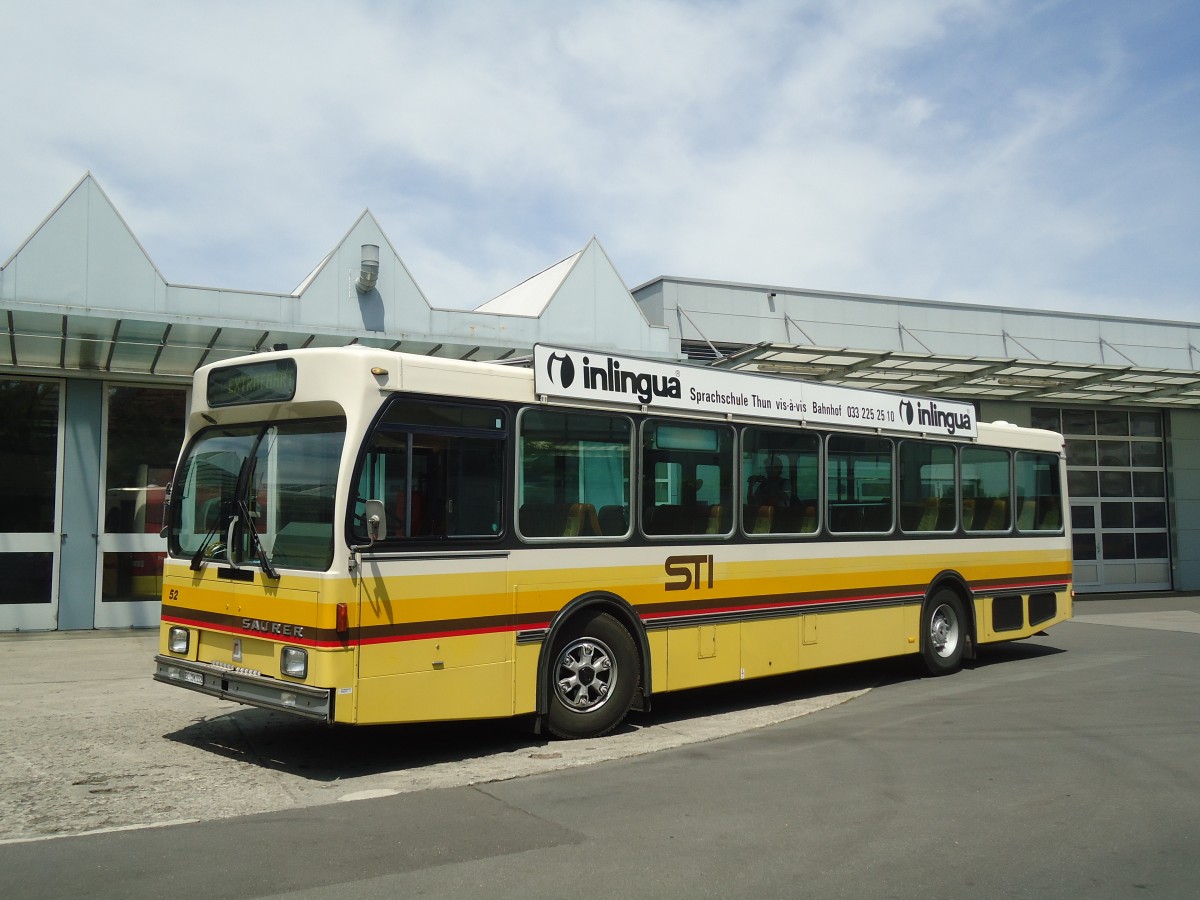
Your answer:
[364,499,387,544]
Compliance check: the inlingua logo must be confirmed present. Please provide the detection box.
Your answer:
[545,352,576,389]
[900,398,972,435]
[582,355,682,405]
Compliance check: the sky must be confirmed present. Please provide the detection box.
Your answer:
[2,0,1198,320]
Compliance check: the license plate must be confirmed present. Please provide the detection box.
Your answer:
[172,668,204,686]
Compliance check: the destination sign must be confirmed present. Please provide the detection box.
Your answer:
[532,345,977,439]
[207,358,297,408]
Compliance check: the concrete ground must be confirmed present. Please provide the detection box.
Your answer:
[0,625,871,843]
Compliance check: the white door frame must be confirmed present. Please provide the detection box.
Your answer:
[0,377,65,632]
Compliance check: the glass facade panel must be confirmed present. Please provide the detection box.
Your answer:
[1099,471,1132,497]
[1137,533,1168,559]
[102,551,168,602]
[0,380,59,532]
[1096,411,1129,435]
[1066,441,1097,467]
[1129,412,1162,437]
[1135,502,1167,529]
[1131,442,1164,468]
[1040,406,1168,591]
[1062,409,1096,435]
[1133,471,1166,497]
[1071,505,1095,529]
[1097,441,1130,467]
[1073,533,1097,561]
[1101,502,1133,529]
[1068,470,1098,498]
[1102,533,1136,561]
[1030,408,1060,431]
[0,553,54,604]
[104,387,187,535]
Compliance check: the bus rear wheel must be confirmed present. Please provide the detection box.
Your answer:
[547,612,638,739]
[921,589,966,675]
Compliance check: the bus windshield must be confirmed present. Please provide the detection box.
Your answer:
[168,418,345,572]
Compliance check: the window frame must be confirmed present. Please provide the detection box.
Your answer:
[825,433,896,536]
[349,396,508,548]
[515,406,635,543]
[740,426,822,538]
[639,417,736,539]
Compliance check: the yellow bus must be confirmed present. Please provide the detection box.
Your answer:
[154,344,1071,738]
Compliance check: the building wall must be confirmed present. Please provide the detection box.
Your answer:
[59,380,103,629]
[1169,410,1200,590]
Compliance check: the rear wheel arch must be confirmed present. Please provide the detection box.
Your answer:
[920,572,976,673]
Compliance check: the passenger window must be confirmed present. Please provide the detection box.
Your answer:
[352,399,506,542]
[642,420,733,536]
[1016,451,1063,532]
[898,442,957,533]
[962,447,1012,533]
[518,409,632,539]
[742,427,820,535]
[827,435,893,534]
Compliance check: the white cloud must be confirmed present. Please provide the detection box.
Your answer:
[1,0,1197,320]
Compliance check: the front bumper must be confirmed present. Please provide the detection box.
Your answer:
[154,655,332,722]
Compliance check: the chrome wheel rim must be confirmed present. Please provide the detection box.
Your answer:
[554,637,617,712]
[929,603,960,658]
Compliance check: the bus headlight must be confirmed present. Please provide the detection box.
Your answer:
[168,626,190,654]
[281,646,308,679]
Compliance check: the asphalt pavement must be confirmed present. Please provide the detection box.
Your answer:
[2,593,1198,899]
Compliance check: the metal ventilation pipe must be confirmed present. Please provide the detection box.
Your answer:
[356,244,380,293]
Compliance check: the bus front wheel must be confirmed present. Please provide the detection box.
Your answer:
[921,589,967,675]
[547,612,638,739]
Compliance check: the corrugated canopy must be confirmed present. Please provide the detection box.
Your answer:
[0,310,519,379]
[707,342,1200,408]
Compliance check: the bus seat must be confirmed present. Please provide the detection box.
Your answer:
[961,498,975,531]
[598,505,628,536]
[803,505,817,532]
[918,497,940,531]
[751,505,773,534]
[937,500,957,531]
[564,503,600,537]
[646,505,688,535]
[706,505,725,534]
[1017,497,1036,530]
[983,498,1008,531]
[1040,504,1061,530]
[519,503,567,537]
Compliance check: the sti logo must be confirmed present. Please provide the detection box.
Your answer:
[545,352,576,388]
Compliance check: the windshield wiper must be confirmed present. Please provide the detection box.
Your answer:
[190,501,232,572]
[235,499,279,580]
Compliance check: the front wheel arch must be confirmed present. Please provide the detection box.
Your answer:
[535,592,651,726]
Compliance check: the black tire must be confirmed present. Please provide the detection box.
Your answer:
[546,611,638,739]
[920,589,967,675]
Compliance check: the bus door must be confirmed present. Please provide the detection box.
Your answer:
[352,406,513,724]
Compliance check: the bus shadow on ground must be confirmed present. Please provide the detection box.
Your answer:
[162,640,1065,782]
